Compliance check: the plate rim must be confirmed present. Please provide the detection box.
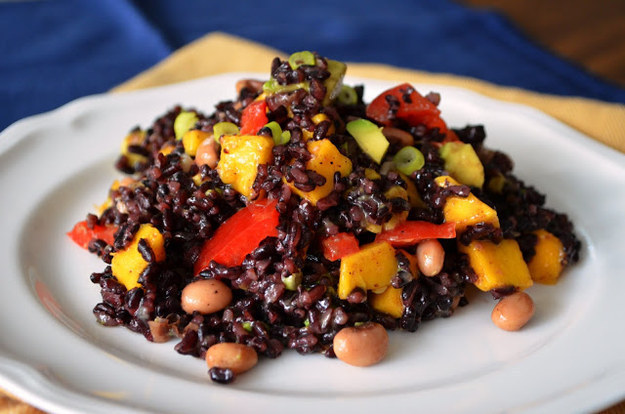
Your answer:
[1,72,624,414]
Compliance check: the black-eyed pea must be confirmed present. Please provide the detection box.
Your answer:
[181,279,232,315]
[491,291,535,331]
[416,239,445,276]
[382,126,415,147]
[333,322,388,367]
[206,343,258,375]
[195,136,218,169]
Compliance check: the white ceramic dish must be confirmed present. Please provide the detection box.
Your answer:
[1,73,624,414]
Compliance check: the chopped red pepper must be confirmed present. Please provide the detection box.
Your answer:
[366,83,448,133]
[321,232,360,261]
[375,221,456,247]
[67,220,117,249]
[194,199,279,273]
[239,99,268,135]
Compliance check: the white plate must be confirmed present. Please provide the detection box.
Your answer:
[1,73,624,414]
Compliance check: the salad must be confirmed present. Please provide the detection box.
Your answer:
[67,51,580,383]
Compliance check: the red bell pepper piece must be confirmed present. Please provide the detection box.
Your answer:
[67,220,117,249]
[375,221,456,247]
[321,232,360,261]
[239,99,268,135]
[366,83,447,133]
[194,198,279,273]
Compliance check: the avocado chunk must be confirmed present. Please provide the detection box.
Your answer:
[346,119,390,164]
[439,142,485,188]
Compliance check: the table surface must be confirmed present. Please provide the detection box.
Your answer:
[462,0,625,88]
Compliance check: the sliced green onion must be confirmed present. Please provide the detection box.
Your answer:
[242,321,253,332]
[281,273,302,291]
[262,78,309,94]
[264,121,282,142]
[173,111,198,140]
[393,146,425,175]
[303,319,310,327]
[278,130,291,145]
[263,121,292,145]
[288,51,316,69]
[337,85,358,105]
[213,121,239,143]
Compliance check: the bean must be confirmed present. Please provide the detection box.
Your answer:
[416,239,445,276]
[181,279,232,315]
[195,137,218,168]
[206,343,258,375]
[333,322,388,367]
[382,127,414,147]
[235,79,264,95]
[491,291,535,331]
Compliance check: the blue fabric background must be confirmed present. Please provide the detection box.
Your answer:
[2,0,624,132]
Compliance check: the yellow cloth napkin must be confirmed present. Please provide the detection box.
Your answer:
[3,31,624,414]
[113,32,625,153]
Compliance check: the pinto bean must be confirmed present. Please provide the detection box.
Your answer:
[235,79,265,95]
[195,137,219,169]
[206,342,258,375]
[181,279,232,315]
[333,322,388,367]
[491,291,535,331]
[416,239,445,276]
[382,127,414,147]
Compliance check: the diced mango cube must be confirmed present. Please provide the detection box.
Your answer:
[435,176,499,233]
[528,229,565,285]
[364,168,381,180]
[217,135,274,199]
[365,185,409,233]
[288,139,352,205]
[182,130,211,157]
[400,172,426,208]
[399,249,419,277]
[370,286,403,318]
[111,224,166,290]
[159,142,176,156]
[338,241,398,299]
[459,239,533,292]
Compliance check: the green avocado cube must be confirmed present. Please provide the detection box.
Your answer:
[439,141,485,188]
[346,119,390,164]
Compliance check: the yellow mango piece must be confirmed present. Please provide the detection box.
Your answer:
[217,135,274,199]
[369,248,417,318]
[96,178,136,214]
[192,173,204,187]
[459,239,533,292]
[400,172,426,208]
[182,130,211,157]
[338,241,398,299]
[311,113,336,136]
[435,176,499,233]
[399,249,419,277]
[288,139,352,205]
[370,287,403,318]
[121,129,147,166]
[365,186,409,233]
[528,229,565,285]
[364,168,381,180]
[159,142,176,156]
[111,224,166,290]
